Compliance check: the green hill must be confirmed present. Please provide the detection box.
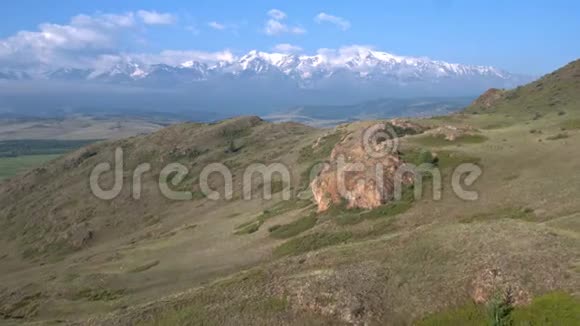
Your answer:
[466,59,580,115]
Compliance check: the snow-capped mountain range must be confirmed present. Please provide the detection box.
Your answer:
[0,48,534,116]
[0,48,527,88]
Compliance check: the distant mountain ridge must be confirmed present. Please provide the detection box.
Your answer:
[0,48,535,114]
[0,48,530,89]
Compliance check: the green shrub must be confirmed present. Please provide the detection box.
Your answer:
[270,180,286,194]
[362,200,413,220]
[362,218,399,238]
[235,200,313,235]
[334,212,366,225]
[326,186,414,226]
[234,222,261,235]
[546,133,569,141]
[417,149,437,165]
[402,148,438,166]
[459,207,534,224]
[273,231,352,257]
[128,260,160,273]
[487,292,514,326]
[416,303,487,326]
[269,215,317,239]
[268,224,282,233]
[73,288,125,301]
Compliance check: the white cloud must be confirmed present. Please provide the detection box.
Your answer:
[141,49,236,66]
[264,20,283,35]
[0,12,138,69]
[263,9,305,36]
[208,21,226,30]
[0,11,178,70]
[0,9,365,76]
[314,45,387,67]
[273,43,303,53]
[137,10,176,25]
[268,9,287,20]
[71,13,136,28]
[315,12,351,31]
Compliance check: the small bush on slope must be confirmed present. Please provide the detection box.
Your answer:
[273,232,352,257]
[269,215,317,239]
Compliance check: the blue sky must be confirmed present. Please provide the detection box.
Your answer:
[1,0,579,74]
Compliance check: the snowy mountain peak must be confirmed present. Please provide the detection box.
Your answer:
[0,48,530,92]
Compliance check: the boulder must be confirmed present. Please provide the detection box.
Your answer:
[311,123,413,212]
[470,88,506,110]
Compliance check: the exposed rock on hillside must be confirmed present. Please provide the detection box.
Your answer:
[470,88,506,110]
[311,123,414,212]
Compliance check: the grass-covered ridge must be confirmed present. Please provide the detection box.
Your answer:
[465,59,580,115]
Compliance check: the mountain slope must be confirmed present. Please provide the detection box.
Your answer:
[0,61,579,325]
[466,59,580,114]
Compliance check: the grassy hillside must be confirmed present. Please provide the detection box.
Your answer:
[0,61,579,325]
[466,59,580,116]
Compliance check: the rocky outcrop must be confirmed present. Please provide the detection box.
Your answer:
[311,123,414,212]
[470,88,506,110]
